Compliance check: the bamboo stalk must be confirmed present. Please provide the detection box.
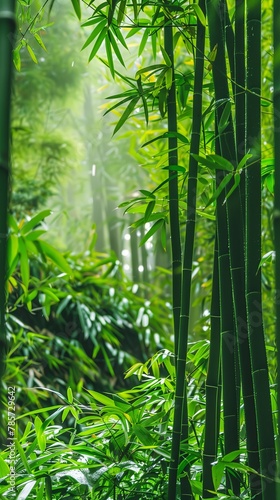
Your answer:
[167,2,205,496]
[203,234,221,498]
[0,0,16,446]
[206,1,240,495]
[273,0,280,493]
[245,0,276,497]
[164,19,182,360]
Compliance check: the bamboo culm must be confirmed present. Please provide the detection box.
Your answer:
[246,0,276,496]
[167,1,206,496]
[0,0,16,447]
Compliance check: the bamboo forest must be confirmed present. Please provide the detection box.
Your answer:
[0,0,280,498]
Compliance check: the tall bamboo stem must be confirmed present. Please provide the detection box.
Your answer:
[167,2,205,496]
[0,0,16,446]
[203,235,221,498]
[246,0,276,497]
[164,20,182,360]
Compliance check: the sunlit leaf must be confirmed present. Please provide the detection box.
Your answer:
[139,219,164,246]
[21,210,51,235]
[70,0,81,19]
[113,96,140,134]
[89,27,108,61]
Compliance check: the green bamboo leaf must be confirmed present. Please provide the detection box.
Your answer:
[124,362,143,379]
[133,424,155,445]
[7,234,18,270]
[237,152,253,170]
[144,200,156,222]
[137,78,149,124]
[82,19,107,50]
[105,35,114,78]
[142,132,189,147]
[18,237,29,289]
[25,229,46,241]
[139,219,164,246]
[26,43,38,63]
[192,153,233,172]
[108,31,125,67]
[223,172,241,204]
[17,481,36,500]
[81,16,104,28]
[86,390,115,406]
[205,173,233,208]
[111,23,128,49]
[13,45,21,71]
[209,154,234,171]
[104,94,137,116]
[160,45,171,66]
[70,0,81,19]
[113,96,140,135]
[162,165,186,173]
[139,28,150,56]
[218,101,231,134]
[126,26,142,38]
[139,190,155,198]
[89,26,108,61]
[67,387,74,404]
[154,67,168,90]
[135,64,166,79]
[165,67,173,90]
[117,0,126,24]
[196,209,215,221]
[16,440,32,473]
[33,33,47,51]
[0,455,10,476]
[21,210,51,235]
[191,3,206,26]
[37,240,72,275]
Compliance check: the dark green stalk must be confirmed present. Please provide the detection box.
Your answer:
[203,235,221,498]
[0,0,16,446]
[245,0,276,497]
[216,174,240,496]
[167,3,205,498]
[207,1,263,496]
[235,0,246,226]
[221,0,235,96]
[164,19,181,359]
[273,0,280,493]
[206,1,240,495]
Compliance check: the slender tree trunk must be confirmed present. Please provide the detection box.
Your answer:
[0,0,16,447]
[245,0,276,497]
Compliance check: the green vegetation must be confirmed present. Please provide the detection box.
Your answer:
[0,0,279,498]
